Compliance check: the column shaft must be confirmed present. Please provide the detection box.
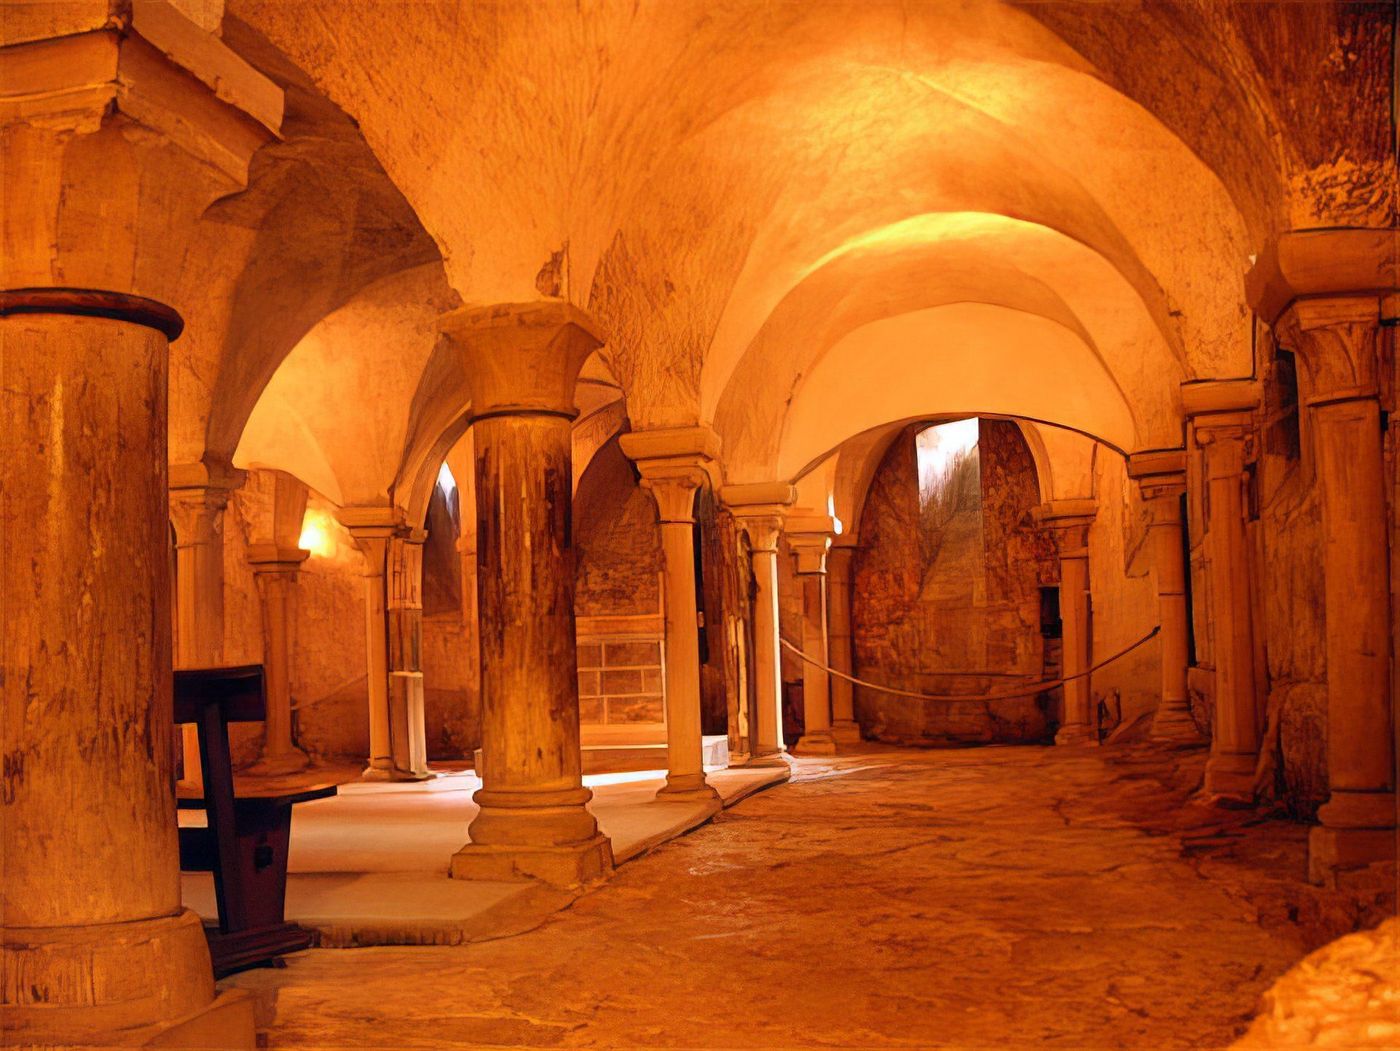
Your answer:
[1200,429,1260,799]
[654,513,716,799]
[1056,550,1095,745]
[387,533,432,780]
[1,304,221,1043]
[792,564,837,756]
[248,550,310,774]
[826,544,861,744]
[750,547,786,759]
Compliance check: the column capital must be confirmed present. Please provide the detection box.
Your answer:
[1276,296,1383,404]
[338,505,406,572]
[169,457,246,495]
[438,301,603,418]
[246,543,310,571]
[1127,448,1187,503]
[620,425,721,522]
[1245,227,1398,326]
[722,481,797,552]
[786,516,835,574]
[1034,501,1095,555]
[2,10,282,298]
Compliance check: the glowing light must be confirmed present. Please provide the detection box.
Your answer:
[915,418,979,495]
[827,493,844,535]
[298,509,337,559]
[437,462,457,499]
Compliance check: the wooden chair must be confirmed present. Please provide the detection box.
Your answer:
[175,665,336,977]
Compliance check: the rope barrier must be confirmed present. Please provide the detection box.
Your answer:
[780,625,1160,703]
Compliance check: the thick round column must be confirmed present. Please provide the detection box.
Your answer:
[0,293,243,1045]
[826,544,861,744]
[788,530,837,756]
[640,471,719,802]
[443,302,613,887]
[1196,421,1260,800]
[1279,297,1396,880]
[246,547,311,775]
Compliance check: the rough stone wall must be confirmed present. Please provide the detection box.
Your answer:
[574,436,662,617]
[697,494,742,737]
[851,420,1055,745]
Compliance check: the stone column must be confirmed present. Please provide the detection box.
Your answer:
[1127,451,1200,742]
[1036,501,1098,745]
[387,530,432,780]
[246,545,311,774]
[441,302,613,886]
[1184,381,1262,802]
[1,293,253,1046]
[340,508,402,782]
[826,542,861,744]
[787,518,838,755]
[1278,296,1396,879]
[621,427,723,803]
[1,13,276,1043]
[169,464,243,785]
[723,483,798,768]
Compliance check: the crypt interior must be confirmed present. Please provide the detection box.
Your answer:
[1,1,1398,1048]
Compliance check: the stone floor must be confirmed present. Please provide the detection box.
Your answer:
[182,764,787,944]
[226,743,1393,1049]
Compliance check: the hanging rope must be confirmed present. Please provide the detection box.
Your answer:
[780,625,1160,703]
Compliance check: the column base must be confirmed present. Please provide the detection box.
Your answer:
[361,763,436,783]
[1308,823,1398,886]
[830,720,862,745]
[791,732,838,756]
[1,910,252,1049]
[656,772,720,804]
[1149,705,1203,744]
[244,748,311,777]
[1204,752,1257,803]
[742,751,793,770]
[1054,724,1098,746]
[450,834,614,887]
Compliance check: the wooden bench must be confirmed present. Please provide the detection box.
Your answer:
[175,665,336,977]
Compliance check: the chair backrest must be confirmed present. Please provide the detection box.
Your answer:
[173,665,266,724]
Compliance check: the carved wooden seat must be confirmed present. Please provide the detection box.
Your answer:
[175,664,336,977]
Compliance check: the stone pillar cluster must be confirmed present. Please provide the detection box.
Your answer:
[825,543,862,745]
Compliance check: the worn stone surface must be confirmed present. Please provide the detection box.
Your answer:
[1233,916,1400,1049]
[225,744,1391,1049]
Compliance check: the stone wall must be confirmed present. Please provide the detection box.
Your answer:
[574,436,662,618]
[850,420,1057,745]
